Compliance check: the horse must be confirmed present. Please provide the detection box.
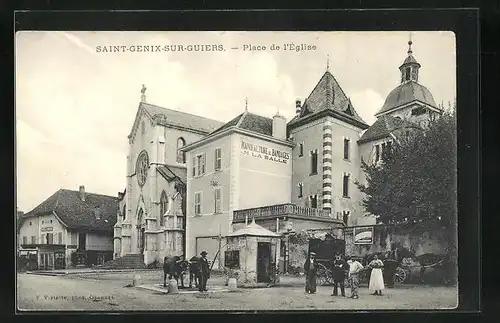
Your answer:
[415,252,455,285]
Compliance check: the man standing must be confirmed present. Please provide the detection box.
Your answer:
[346,256,364,299]
[198,251,210,292]
[332,254,348,297]
[384,249,398,288]
[304,251,318,294]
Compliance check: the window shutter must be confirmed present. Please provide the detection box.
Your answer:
[202,152,206,174]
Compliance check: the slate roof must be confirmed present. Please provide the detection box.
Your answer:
[157,165,187,184]
[141,102,224,134]
[358,115,420,144]
[209,111,273,137]
[288,71,369,129]
[21,189,118,232]
[227,219,280,237]
[376,80,438,116]
[400,55,420,67]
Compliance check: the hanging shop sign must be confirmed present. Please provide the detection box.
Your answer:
[240,141,290,164]
[353,226,374,244]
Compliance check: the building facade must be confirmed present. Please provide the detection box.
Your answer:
[18,186,117,270]
[112,41,442,268]
[112,91,224,265]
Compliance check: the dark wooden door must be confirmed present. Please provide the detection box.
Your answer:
[257,242,271,283]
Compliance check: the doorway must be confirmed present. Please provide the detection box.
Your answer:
[78,233,86,251]
[257,242,271,283]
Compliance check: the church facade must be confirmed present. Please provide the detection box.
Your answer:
[113,41,443,267]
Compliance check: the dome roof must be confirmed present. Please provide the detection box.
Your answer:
[375,81,438,116]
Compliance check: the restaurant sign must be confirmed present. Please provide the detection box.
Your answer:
[240,141,290,164]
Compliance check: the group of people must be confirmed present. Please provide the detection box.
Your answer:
[304,252,386,299]
[163,251,211,292]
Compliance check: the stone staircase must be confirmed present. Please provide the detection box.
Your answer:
[95,254,146,270]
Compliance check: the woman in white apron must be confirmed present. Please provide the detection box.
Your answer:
[368,254,385,296]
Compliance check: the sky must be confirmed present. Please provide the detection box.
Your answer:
[15,31,456,212]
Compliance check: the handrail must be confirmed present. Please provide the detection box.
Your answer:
[233,203,342,222]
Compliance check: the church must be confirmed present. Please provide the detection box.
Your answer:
[112,40,443,268]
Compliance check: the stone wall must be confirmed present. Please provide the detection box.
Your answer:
[344,224,452,259]
[285,227,344,274]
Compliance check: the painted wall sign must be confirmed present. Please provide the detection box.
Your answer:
[41,227,53,232]
[353,226,374,244]
[240,141,290,164]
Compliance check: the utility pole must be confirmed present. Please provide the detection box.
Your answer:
[218,223,222,270]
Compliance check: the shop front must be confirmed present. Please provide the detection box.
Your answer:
[38,244,66,270]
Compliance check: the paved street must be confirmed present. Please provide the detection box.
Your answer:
[17,271,458,311]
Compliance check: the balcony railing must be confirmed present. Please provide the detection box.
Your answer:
[233,203,343,223]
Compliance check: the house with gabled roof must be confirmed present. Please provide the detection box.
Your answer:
[18,186,118,269]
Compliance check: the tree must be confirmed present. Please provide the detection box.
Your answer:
[356,108,457,251]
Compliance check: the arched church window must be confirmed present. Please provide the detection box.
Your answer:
[160,191,168,226]
[176,137,186,163]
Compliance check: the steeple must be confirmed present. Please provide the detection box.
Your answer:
[399,35,421,84]
[325,54,333,109]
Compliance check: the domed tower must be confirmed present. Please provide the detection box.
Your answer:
[373,39,443,128]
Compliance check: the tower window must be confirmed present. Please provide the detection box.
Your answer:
[310,150,318,175]
[343,174,350,198]
[309,195,318,208]
[141,121,145,135]
[343,138,350,160]
[298,183,303,198]
[299,142,304,157]
[405,67,411,81]
[375,145,380,162]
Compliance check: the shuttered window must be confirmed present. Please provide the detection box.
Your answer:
[214,187,222,213]
[214,148,222,171]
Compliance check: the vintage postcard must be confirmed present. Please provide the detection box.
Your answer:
[16,30,458,311]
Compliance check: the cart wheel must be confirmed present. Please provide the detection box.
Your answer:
[316,275,326,286]
[394,267,407,284]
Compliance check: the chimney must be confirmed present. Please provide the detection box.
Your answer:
[272,111,287,140]
[118,192,124,200]
[94,206,101,220]
[79,185,85,202]
[295,99,301,116]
